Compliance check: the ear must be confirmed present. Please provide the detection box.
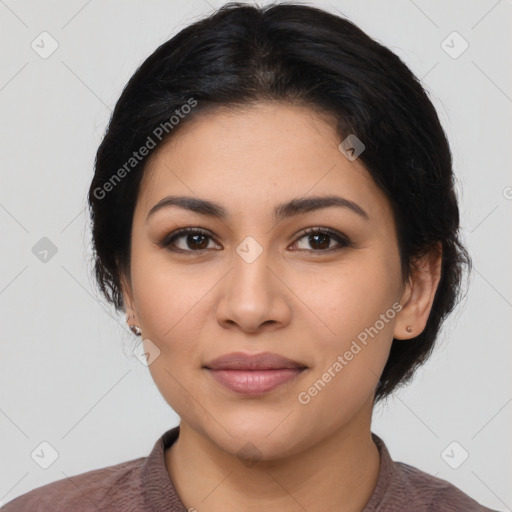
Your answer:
[394,242,442,340]
[119,270,137,318]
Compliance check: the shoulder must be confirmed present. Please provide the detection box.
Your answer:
[1,456,146,512]
[369,434,499,512]
[392,460,499,512]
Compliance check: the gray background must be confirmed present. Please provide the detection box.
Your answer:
[0,0,511,509]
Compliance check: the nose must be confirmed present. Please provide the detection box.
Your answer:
[215,241,292,334]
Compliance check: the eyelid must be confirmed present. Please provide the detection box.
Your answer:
[290,226,351,251]
[157,227,217,250]
[157,226,351,253]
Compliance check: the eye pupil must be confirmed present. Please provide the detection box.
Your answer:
[188,234,208,250]
[309,233,330,250]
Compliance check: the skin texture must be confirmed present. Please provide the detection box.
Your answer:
[120,102,442,512]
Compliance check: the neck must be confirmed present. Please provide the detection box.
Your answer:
[165,405,380,512]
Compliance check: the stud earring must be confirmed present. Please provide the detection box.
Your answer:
[127,311,142,336]
[406,325,413,333]
[129,324,142,336]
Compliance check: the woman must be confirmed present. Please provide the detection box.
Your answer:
[2,2,499,511]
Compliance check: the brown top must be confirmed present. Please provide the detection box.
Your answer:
[1,425,499,511]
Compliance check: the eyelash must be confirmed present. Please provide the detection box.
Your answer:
[157,226,351,254]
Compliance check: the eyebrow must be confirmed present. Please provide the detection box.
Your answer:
[146,194,369,223]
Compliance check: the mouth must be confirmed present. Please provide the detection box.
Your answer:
[203,352,308,395]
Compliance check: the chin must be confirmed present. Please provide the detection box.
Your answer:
[204,416,308,462]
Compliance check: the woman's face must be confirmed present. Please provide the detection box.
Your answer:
[123,102,410,459]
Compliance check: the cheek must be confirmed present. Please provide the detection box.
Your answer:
[129,244,209,351]
[130,253,213,413]
[130,217,195,302]
[293,248,401,342]
[290,251,400,408]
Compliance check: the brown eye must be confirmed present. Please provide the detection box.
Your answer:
[158,228,220,252]
[292,227,350,252]
[158,226,350,254]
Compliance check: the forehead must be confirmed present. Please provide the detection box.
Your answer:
[136,102,390,224]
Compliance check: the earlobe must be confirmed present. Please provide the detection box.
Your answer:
[393,243,443,340]
[127,314,142,336]
[393,278,415,340]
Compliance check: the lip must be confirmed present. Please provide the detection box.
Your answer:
[203,351,308,396]
[203,351,307,371]
[206,368,306,395]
